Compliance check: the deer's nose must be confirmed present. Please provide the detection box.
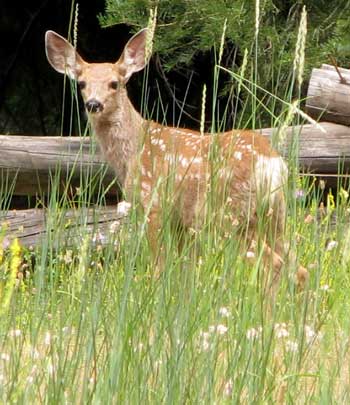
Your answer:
[85,99,103,113]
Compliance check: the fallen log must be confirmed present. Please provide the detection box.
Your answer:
[306,63,350,126]
[1,122,350,198]
[0,135,117,196]
[0,206,126,249]
[260,122,350,174]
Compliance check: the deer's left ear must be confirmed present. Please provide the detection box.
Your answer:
[116,28,150,83]
[45,30,85,80]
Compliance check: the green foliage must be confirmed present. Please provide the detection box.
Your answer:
[100,0,350,88]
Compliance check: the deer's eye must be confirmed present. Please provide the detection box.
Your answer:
[110,81,118,90]
[78,81,86,90]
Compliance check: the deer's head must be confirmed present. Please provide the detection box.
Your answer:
[45,29,149,116]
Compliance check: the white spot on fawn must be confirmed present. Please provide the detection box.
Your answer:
[180,157,189,167]
[141,182,151,192]
[191,157,202,164]
[234,151,242,160]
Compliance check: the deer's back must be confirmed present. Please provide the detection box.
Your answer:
[132,123,286,230]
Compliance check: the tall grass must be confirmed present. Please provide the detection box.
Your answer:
[1,5,350,404]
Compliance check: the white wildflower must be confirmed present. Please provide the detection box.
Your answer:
[216,324,228,335]
[1,353,10,361]
[199,331,211,352]
[47,362,55,376]
[8,329,22,338]
[201,339,211,352]
[285,340,298,353]
[92,231,106,244]
[44,332,52,346]
[219,307,230,318]
[246,251,255,259]
[109,221,120,233]
[30,347,40,360]
[305,325,323,344]
[26,375,34,384]
[63,250,73,264]
[246,327,262,340]
[223,378,233,397]
[274,323,289,339]
[117,201,131,216]
[326,240,338,251]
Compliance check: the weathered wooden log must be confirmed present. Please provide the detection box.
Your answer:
[0,206,126,248]
[1,122,350,198]
[260,122,350,174]
[0,135,117,196]
[306,64,350,125]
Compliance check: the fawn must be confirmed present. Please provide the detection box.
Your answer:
[45,28,307,290]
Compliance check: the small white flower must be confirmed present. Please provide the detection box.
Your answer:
[117,201,131,216]
[26,375,34,384]
[246,251,255,259]
[198,331,211,352]
[199,331,210,340]
[201,339,211,351]
[1,353,10,361]
[30,348,40,359]
[320,284,330,292]
[223,378,233,397]
[285,340,298,353]
[304,325,323,344]
[246,327,262,340]
[109,221,120,233]
[92,231,106,244]
[305,325,316,342]
[326,240,338,251]
[216,324,228,335]
[8,329,22,338]
[47,362,55,376]
[62,326,75,335]
[63,250,73,264]
[274,323,289,339]
[208,325,216,333]
[219,307,230,317]
[44,332,52,346]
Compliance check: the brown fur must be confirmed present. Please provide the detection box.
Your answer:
[45,29,308,292]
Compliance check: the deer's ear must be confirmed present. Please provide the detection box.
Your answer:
[45,30,85,80]
[116,28,150,83]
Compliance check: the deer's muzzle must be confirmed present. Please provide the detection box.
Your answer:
[85,99,103,113]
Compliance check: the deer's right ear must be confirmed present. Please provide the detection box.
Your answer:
[45,30,85,80]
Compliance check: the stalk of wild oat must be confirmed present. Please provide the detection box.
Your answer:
[218,18,227,66]
[255,0,260,38]
[200,84,207,135]
[145,6,157,63]
[293,5,307,87]
[73,3,79,49]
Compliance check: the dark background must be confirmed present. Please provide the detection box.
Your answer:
[0,0,237,137]
[1,0,131,136]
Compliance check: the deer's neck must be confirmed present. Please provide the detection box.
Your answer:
[90,92,145,186]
